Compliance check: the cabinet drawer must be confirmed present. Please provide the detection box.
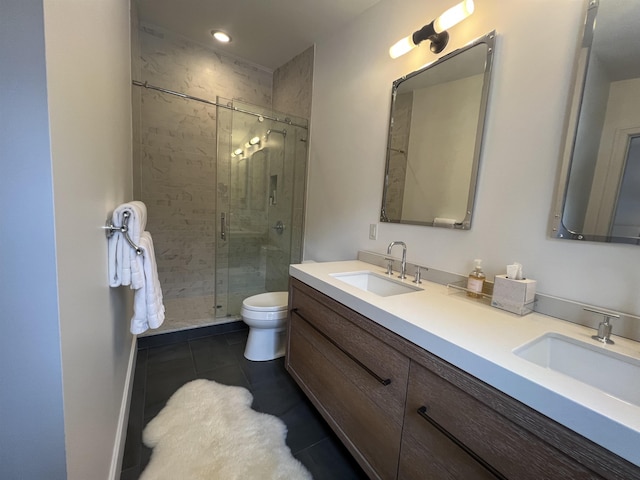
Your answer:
[400,362,502,479]
[404,361,602,479]
[399,417,498,480]
[288,311,402,480]
[290,281,409,423]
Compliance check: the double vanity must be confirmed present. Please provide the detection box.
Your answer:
[285,259,640,479]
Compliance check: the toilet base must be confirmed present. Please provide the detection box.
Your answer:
[244,327,286,361]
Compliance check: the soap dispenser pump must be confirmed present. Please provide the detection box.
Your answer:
[467,259,485,298]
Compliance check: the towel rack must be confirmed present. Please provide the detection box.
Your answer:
[104,211,143,255]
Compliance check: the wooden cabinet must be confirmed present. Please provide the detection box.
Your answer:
[286,277,640,480]
[400,363,500,479]
[400,361,601,479]
[287,279,409,479]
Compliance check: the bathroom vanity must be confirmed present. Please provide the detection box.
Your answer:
[285,260,640,480]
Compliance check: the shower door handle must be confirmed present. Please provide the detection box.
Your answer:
[220,212,226,240]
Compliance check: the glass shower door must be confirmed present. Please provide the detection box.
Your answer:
[216,99,308,318]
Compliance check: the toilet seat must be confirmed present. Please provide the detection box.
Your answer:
[242,292,288,312]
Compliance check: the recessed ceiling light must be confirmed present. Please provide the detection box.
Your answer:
[211,30,231,43]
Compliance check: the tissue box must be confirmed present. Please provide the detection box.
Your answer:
[491,275,536,315]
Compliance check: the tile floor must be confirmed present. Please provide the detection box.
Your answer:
[120,322,368,479]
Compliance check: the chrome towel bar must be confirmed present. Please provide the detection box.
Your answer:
[104,211,143,255]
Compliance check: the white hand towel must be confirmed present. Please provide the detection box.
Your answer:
[130,231,165,334]
[108,201,148,287]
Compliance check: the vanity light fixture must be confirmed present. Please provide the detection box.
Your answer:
[211,30,231,44]
[389,0,474,59]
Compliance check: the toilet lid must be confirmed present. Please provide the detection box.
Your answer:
[242,291,289,312]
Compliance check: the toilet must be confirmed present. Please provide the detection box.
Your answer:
[241,291,289,361]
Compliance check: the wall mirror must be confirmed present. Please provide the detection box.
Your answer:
[380,31,495,229]
[551,0,640,244]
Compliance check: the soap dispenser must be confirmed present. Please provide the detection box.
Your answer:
[467,259,485,298]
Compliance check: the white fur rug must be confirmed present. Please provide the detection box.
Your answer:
[140,379,312,480]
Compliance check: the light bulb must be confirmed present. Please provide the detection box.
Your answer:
[389,35,416,59]
[249,136,260,145]
[434,0,474,33]
[234,148,243,156]
[211,31,231,43]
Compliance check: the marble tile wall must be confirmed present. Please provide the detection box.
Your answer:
[131,4,141,195]
[135,24,273,329]
[139,24,273,105]
[385,91,412,220]
[273,47,314,120]
[263,126,308,292]
[271,47,313,286]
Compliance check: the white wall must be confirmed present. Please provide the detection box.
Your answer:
[43,0,136,478]
[306,0,640,316]
[0,0,135,478]
[0,1,67,477]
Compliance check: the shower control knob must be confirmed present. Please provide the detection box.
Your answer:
[272,221,285,234]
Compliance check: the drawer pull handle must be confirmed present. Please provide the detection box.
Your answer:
[417,406,507,480]
[291,308,391,386]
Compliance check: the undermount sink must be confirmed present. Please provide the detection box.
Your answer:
[514,333,640,407]
[330,271,422,297]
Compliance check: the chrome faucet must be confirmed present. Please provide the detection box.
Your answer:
[585,308,619,345]
[387,241,407,279]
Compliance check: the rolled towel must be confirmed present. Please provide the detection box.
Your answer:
[130,231,165,334]
[433,217,457,228]
[108,201,148,287]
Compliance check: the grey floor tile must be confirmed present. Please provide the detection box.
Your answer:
[280,397,333,455]
[240,356,289,387]
[224,329,249,345]
[144,367,196,421]
[189,334,242,373]
[251,373,306,417]
[295,436,368,480]
[119,465,140,480]
[146,342,192,365]
[197,363,251,389]
[123,329,363,479]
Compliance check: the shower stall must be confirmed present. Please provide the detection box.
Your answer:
[134,84,308,334]
[216,98,308,318]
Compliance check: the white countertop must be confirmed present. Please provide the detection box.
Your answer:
[290,260,640,467]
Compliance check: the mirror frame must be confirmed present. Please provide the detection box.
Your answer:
[380,31,496,229]
[551,0,640,244]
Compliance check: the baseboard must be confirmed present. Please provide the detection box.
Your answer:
[108,335,138,480]
[137,320,247,348]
